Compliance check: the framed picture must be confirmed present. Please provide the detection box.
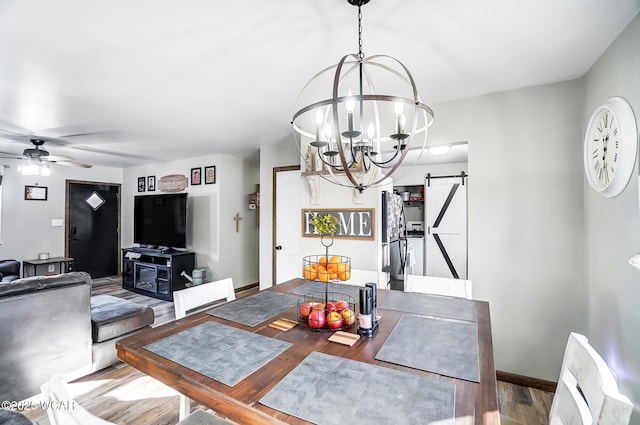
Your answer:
[204,165,216,184]
[191,167,202,185]
[147,175,156,191]
[25,185,48,201]
[138,177,146,192]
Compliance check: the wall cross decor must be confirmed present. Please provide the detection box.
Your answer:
[234,212,243,233]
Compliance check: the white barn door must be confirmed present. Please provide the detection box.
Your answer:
[424,174,468,279]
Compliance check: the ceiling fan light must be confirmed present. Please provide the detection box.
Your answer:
[21,162,39,176]
[40,165,51,176]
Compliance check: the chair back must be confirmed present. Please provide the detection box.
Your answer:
[549,332,633,425]
[404,274,472,299]
[40,375,115,425]
[174,278,236,319]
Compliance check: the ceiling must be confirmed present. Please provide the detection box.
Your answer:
[1,0,639,169]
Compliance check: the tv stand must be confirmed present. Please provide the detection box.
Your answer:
[122,248,195,301]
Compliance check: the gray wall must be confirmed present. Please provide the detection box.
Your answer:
[430,79,585,381]
[583,13,640,421]
[0,160,123,262]
[122,154,260,289]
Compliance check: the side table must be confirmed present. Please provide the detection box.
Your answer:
[22,257,74,278]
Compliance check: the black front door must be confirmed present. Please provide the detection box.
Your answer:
[67,181,120,278]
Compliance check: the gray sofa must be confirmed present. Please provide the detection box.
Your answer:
[0,259,21,282]
[0,272,154,403]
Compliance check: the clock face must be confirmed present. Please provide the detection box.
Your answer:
[585,107,619,190]
[584,97,638,198]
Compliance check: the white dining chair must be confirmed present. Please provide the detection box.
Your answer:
[41,375,231,424]
[173,278,236,420]
[549,332,632,425]
[404,274,472,299]
[174,277,236,319]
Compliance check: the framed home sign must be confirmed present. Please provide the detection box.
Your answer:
[25,185,48,201]
[302,208,374,240]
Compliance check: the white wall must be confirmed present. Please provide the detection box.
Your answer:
[583,13,640,421]
[0,159,122,262]
[429,79,585,381]
[122,154,259,289]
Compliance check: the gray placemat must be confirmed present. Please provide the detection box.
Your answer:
[378,289,477,322]
[144,321,291,387]
[260,351,455,425]
[375,314,480,382]
[287,281,362,300]
[206,291,299,326]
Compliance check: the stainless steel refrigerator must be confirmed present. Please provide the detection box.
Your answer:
[381,191,407,286]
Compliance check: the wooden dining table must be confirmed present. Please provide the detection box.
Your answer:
[116,278,500,425]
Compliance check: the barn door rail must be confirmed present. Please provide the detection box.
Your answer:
[425,171,467,187]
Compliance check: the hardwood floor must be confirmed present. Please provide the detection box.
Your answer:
[17,277,553,424]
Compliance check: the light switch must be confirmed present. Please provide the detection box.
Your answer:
[51,219,64,227]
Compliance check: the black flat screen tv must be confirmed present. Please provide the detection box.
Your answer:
[134,193,188,248]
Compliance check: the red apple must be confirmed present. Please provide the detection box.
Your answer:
[311,303,325,311]
[341,308,355,326]
[326,311,343,329]
[334,300,350,311]
[326,302,337,313]
[299,302,313,318]
[308,310,326,329]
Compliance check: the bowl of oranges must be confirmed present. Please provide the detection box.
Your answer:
[302,255,351,283]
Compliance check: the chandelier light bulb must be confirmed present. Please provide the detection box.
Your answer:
[324,123,333,139]
[367,122,375,140]
[346,90,355,113]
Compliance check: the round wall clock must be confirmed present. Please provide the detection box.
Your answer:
[584,97,638,198]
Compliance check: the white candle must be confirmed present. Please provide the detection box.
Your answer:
[346,90,355,133]
[394,102,404,134]
[367,122,375,146]
[315,109,323,142]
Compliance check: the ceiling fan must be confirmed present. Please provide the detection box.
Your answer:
[0,138,92,169]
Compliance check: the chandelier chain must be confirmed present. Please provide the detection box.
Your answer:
[357,6,364,60]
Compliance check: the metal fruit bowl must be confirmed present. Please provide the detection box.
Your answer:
[302,255,351,283]
[297,292,356,332]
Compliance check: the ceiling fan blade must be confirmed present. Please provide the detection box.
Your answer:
[57,130,120,139]
[0,120,33,135]
[0,154,25,160]
[47,159,92,168]
[46,155,76,162]
[0,132,30,142]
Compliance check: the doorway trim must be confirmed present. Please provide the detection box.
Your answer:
[272,165,300,286]
[65,179,122,275]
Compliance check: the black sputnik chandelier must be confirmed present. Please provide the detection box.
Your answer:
[292,0,434,193]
